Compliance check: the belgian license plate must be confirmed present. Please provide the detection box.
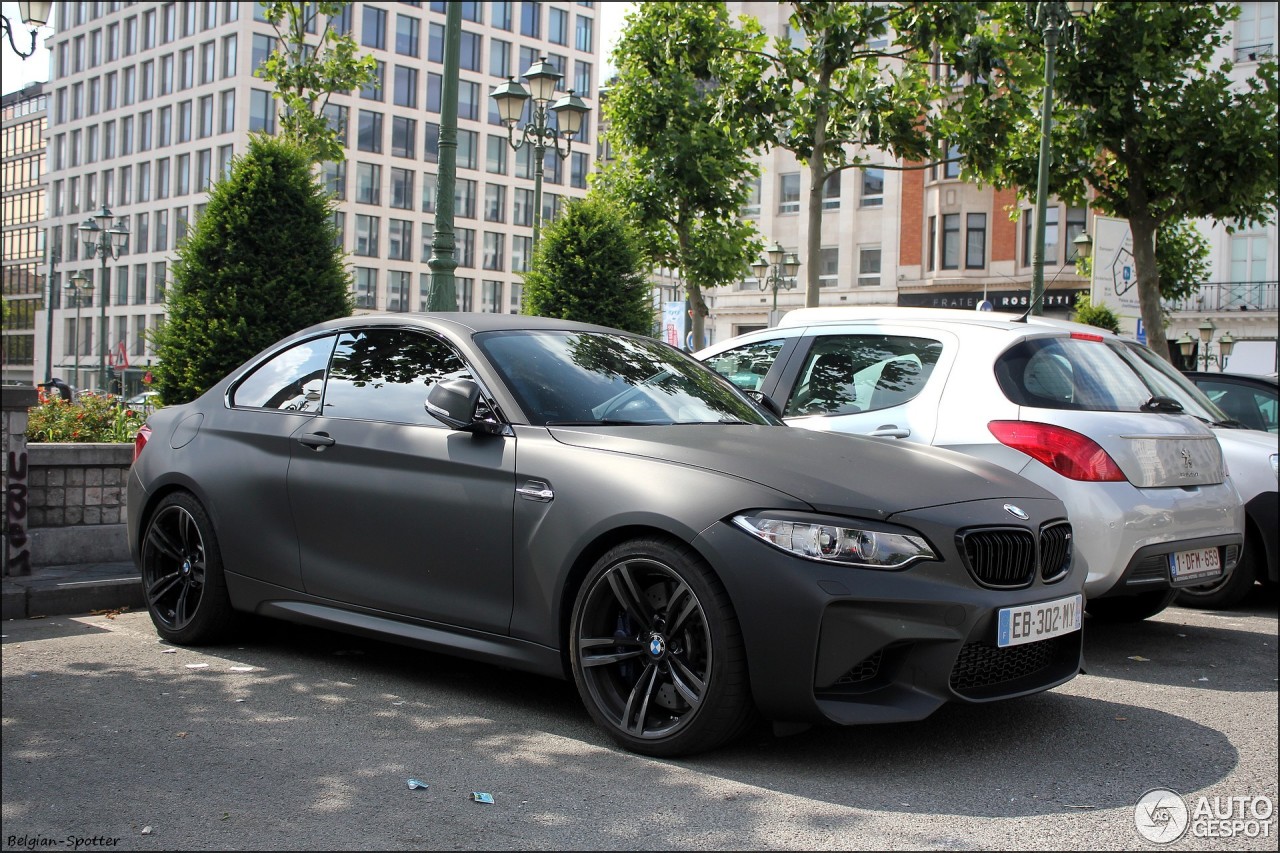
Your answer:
[997,594,1083,648]
[1169,547,1222,585]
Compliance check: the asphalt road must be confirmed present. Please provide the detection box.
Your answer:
[3,592,1276,851]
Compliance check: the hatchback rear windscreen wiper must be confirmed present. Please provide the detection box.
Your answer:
[1140,395,1185,413]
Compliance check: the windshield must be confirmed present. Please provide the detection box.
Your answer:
[476,330,780,427]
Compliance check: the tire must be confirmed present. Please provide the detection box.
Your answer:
[569,538,755,757]
[1086,589,1178,623]
[1176,537,1260,611]
[140,491,238,645]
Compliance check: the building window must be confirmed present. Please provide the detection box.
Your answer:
[354,214,380,257]
[460,31,481,72]
[354,267,377,309]
[390,167,413,209]
[387,270,410,312]
[456,179,477,218]
[421,172,437,213]
[483,232,505,271]
[485,184,506,222]
[965,213,987,269]
[944,142,961,179]
[823,171,841,210]
[486,135,508,174]
[457,228,476,268]
[570,151,588,189]
[395,14,419,56]
[362,6,387,50]
[323,160,347,200]
[358,110,383,153]
[391,116,416,158]
[549,7,568,45]
[249,89,275,133]
[388,219,412,260]
[820,247,839,288]
[490,38,511,77]
[361,60,385,101]
[779,173,800,214]
[220,89,236,133]
[860,167,884,207]
[481,279,502,312]
[458,129,479,170]
[512,235,532,273]
[576,14,593,52]
[393,65,417,107]
[356,162,381,205]
[493,1,513,31]
[520,1,540,38]
[858,246,881,287]
[942,213,961,270]
[1066,207,1087,260]
[1235,2,1276,62]
[513,188,533,227]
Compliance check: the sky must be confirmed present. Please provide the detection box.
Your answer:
[2,1,635,97]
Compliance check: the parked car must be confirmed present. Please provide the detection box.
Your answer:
[1130,360,1276,608]
[697,307,1246,623]
[1183,371,1278,434]
[129,313,1084,757]
[126,390,163,412]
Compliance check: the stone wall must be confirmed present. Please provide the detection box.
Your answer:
[23,441,132,568]
[3,386,37,576]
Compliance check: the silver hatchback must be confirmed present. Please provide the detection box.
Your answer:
[698,307,1246,621]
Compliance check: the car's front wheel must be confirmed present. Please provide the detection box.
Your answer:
[569,538,755,756]
[140,491,237,645]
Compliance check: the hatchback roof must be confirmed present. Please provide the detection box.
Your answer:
[778,305,1049,330]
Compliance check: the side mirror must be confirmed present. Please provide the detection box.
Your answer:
[426,378,503,434]
[744,389,784,419]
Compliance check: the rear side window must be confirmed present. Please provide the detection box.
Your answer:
[704,339,785,392]
[995,337,1157,411]
[785,334,941,416]
[231,336,335,411]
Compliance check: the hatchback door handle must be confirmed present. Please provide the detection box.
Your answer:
[869,425,910,439]
[299,432,336,449]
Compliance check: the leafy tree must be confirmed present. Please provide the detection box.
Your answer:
[257,2,377,162]
[595,3,762,348]
[949,2,1278,360]
[1070,293,1121,334]
[1156,219,1212,306]
[715,2,986,307]
[522,195,653,336]
[151,136,352,404]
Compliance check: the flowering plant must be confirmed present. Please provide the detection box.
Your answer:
[26,390,149,443]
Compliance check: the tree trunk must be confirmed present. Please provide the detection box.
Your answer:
[804,76,832,309]
[1130,213,1169,362]
[678,223,707,351]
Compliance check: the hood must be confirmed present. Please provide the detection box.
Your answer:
[549,424,1060,518]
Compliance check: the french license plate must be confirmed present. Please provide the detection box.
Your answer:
[1169,547,1222,585]
[997,593,1082,648]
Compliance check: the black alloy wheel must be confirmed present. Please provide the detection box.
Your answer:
[141,492,236,644]
[570,538,754,757]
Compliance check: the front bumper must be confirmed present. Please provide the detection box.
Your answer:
[693,498,1084,726]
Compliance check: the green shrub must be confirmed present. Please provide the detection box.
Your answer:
[25,391,148,443]
[1070,293,1123,334]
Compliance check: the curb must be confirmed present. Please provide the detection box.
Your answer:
[2,562,143,620]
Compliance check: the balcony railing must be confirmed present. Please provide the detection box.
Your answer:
[1235,42,1274,63]
[1164,281,1278,314]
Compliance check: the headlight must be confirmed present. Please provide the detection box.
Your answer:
[732,513,936,570]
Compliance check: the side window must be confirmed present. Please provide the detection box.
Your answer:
[231,336,335,411]
[322,328,470,425]
[703,339,785,392]
[786,335,941,417]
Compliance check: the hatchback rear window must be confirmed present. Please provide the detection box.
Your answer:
[995,336,1166,412]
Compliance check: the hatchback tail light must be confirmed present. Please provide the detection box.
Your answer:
[133,424,152,464]
[988,420,1126,482]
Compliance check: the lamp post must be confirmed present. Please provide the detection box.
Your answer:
[490,57,591,251]
[65,271,93,390]
[79,205,130,393]
[751,242,801,325]
[1029,0,1094,316]
[1177,320,1235,372]
[42,243,59,384]
[1,0,52,59]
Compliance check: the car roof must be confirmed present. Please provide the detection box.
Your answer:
[302,311,639,338]
[776,306,1114,337]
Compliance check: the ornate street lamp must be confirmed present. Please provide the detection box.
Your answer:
[490,57,591,250]
[1029,0,1094,315]
[1,1,53,59]
[751,242,801,324]
[80,206,130,393]
[65,271,94,390]
[1177,320,1235,372]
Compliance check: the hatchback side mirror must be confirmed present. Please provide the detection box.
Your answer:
[426,378,503,434]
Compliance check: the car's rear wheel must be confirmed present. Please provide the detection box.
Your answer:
[1176,534,1260,610]
[570,538,755,757]
[141,492,237,645]
[1086,589,1177,622]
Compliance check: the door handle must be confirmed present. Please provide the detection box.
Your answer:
[869,425,910,439]
[299,432,336,449]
